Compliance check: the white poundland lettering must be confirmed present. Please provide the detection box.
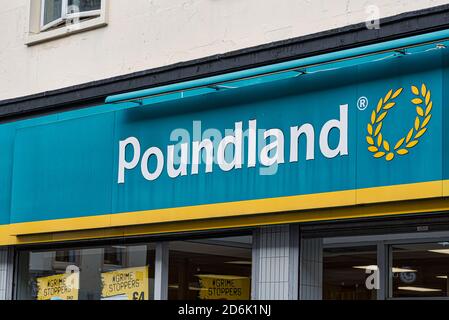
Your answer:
[117,104,348,183]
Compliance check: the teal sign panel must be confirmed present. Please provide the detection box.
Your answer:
[1,49,448,224]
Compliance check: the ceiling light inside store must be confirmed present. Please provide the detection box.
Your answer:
[353,265,417,273]
[429,249,449,254]
[353,265,378,271]
[168,284,204,291]
[392,267,418,273]
[111,246,127,249]
[398,286,442,292]
[188,287,203,291]
[436,276,448,279]
[225,261,252,265]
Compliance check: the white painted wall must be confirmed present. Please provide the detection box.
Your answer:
[0,0,448,100]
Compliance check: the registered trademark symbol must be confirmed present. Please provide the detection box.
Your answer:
[357,96,369,111]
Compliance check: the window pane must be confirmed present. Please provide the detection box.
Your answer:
[392,242,449,298]
[323,246,378,300]
[68,0,101,13]
[168,236,252,300]
[43,0,63,26]
[16,244,155,300]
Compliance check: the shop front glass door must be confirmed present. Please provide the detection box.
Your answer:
[168,235,252,300]
[323,246,378,300]
[391,242,449,298]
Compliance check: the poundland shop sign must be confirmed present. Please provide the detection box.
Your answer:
[117,82,434,184]
[118,104,349,183]
[3,50,448,226]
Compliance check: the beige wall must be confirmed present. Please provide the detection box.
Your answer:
[1,0,448,100]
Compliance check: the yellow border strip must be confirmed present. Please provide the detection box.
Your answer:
[1,180,447,246]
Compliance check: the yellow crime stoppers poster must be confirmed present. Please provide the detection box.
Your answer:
[197,275,250,300]
[37,272,79,300]
[101,266,149,300]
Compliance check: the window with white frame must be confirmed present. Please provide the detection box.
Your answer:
[26,0,107,45]
[41,0,102,32]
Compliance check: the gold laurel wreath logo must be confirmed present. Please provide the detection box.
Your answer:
[366,84,433,161]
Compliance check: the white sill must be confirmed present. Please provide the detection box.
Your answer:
[25,15,107,46]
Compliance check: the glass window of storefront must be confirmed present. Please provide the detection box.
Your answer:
[323,246,378,300]
[14,234,252,301]
[168,235,252,300]
[306,232,449,300]
[15,230,449,301]
[16,243,156,300]
[391,242,449,298]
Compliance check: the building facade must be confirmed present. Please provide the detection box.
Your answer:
[2,0,449,300]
